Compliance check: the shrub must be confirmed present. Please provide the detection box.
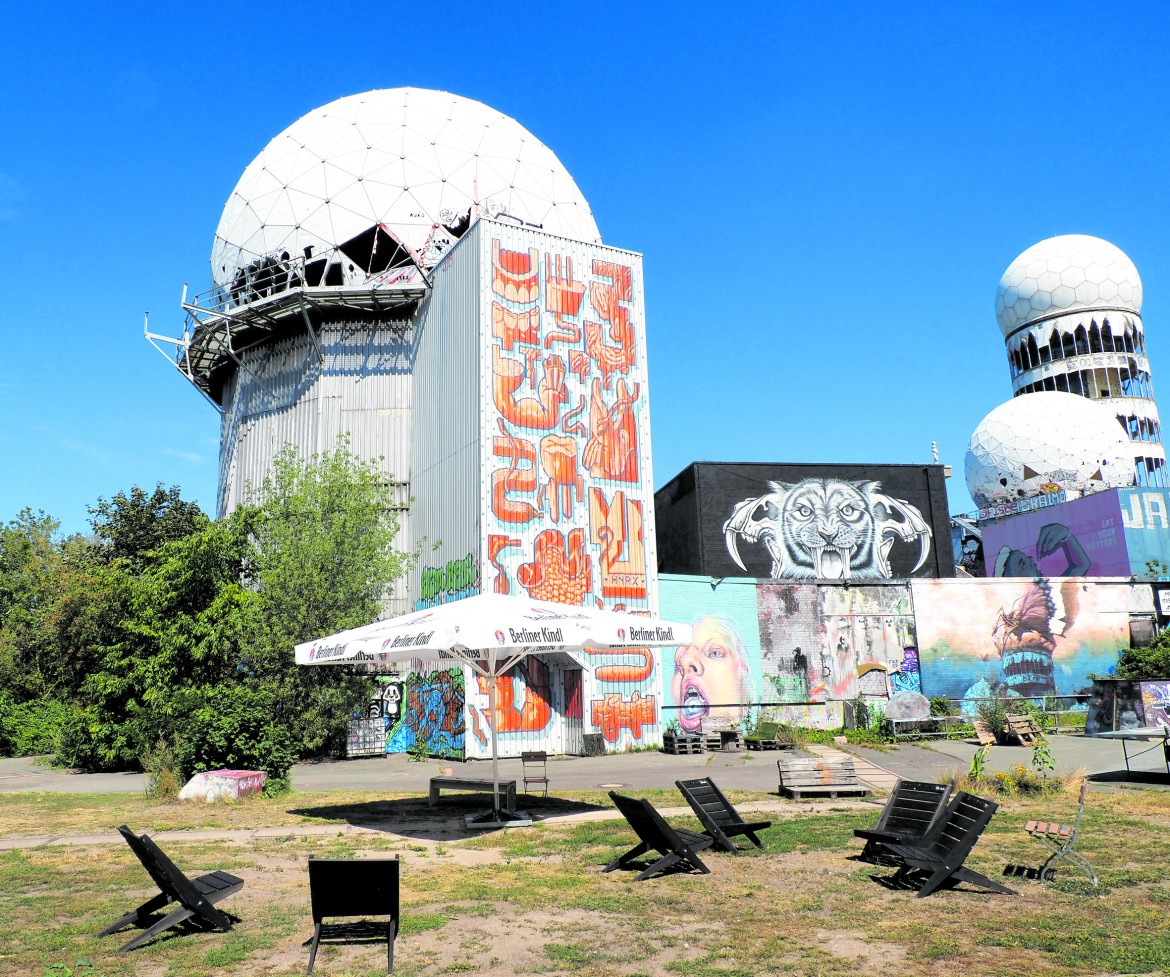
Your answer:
[177,686,297,782]
[929,697,954,717]
[1113,632,1170,681]
[140,735,184,799]
[0,696,69,757]
[976,699,1009,744]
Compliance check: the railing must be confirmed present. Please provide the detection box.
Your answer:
[888,694,1089,741]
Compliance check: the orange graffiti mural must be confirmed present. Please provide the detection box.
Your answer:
[493,346,567,429]
[488,534,521,593]
[544,253,585,347]
[517,528,592,604]
[584,260,635,387]
[475,658,552,733]
[491,419,539,523]
[589,487,647,599]
[492,240,539,302]
[582,378,639,481]
[537,435,584,523]
[492,301,540,350]
[591,691,656,741]
[583,647,653,683]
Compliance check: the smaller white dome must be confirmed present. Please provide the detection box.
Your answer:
[966,392,1134,508]
[995,235,1142,337]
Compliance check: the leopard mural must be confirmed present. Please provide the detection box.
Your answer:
[723,478,932,580]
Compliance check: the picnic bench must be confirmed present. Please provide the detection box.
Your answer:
[1007,713,1042,745]
[604,791,714,880]
[676,776,772,853]
[307,857,400,974]
[744,720,790,750]
[778,756,872,799]
[100,825,244,951]
[882,791,1017,898]
[1023,779,1096,886]
[853,780,951,863]
[429,776,516,811]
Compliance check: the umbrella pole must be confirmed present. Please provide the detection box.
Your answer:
[489,651,501,815]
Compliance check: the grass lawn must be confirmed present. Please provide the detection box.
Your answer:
[1,784,1168,977]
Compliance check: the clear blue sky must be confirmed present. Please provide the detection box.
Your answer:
[3,1,1169,536]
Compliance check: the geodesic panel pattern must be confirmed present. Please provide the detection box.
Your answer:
[995,234,1142,337]
[965,391,1134,507]
[211,88,600,285]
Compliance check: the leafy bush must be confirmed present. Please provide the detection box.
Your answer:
[929,696,954,717]
[0,695,69,757]
[177,687,296,782]
[1114,631,1170,680]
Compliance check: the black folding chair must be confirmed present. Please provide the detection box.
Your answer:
[882,792,1017,898]
[853,780,952,863]
[604,791,713,881]
[675,777,772,853]
[99,825,243,951]
[307,857,400,974]
[522,750,550,799]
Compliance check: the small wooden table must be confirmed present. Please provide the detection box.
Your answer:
[429,776,517,810]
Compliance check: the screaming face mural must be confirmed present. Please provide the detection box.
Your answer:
[670,617,753,733]
[723,479,932,580]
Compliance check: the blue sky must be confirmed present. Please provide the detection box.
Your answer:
[3,1,1170,536]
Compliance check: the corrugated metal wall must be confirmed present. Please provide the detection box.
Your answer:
[409,226,483,609]
[218,318,415,613]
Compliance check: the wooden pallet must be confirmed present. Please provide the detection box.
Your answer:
[777,756,871,800]
[701,731,744,752]
[662,735,703,755]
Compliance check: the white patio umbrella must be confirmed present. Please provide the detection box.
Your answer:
[296,593,691,824]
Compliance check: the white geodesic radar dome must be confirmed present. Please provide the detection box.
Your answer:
[965,392,1134,507]
[995,234,1142,337]
[211,88,600,285]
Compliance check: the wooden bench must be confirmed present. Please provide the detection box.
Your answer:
[428,776,516,811]
[744,720,787,750]
[777,756,871,800]
[1007,714,1042,745]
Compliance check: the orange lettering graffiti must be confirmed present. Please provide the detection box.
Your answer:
[545,253,585,347]
[488,534,521,593]
[492,301,540,350]
[516,528,592,605]
[584,647,653,683]
[475,658,552,733]
[582,378,639,482]
[590,691,657,741]
[492,240,539,302]
[493,346,567,429]
[589,487,647,598]
[537,435,584,523]
[491,419,539,523]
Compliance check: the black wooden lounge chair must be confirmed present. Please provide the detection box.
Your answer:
[881,792,1017,898]
[675,777,772,853]
[604,791,714,881]
[1023,779,1096,886]
[307,857,400,974]
[853,780,952,863]
[99,825,244,951]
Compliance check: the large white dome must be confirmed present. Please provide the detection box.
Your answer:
[995,234,1142,338]
[966,392,1134,507]
[211,88,600,285]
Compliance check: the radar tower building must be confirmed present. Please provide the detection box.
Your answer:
[996,234,1165,487]
[147,88,660,621]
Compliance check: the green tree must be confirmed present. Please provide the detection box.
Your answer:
[239,439,415,756]
[88,484,208,573]
[1114,629,1170,680]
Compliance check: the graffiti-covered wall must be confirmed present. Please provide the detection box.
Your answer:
[658,576,923,732]
[655,463,954,581]
[911,577,1131,709]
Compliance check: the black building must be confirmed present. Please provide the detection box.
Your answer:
[655,462,956,580]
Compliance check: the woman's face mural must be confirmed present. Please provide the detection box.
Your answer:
[671,617,752,733]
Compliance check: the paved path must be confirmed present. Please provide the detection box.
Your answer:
[805,743,899,792]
